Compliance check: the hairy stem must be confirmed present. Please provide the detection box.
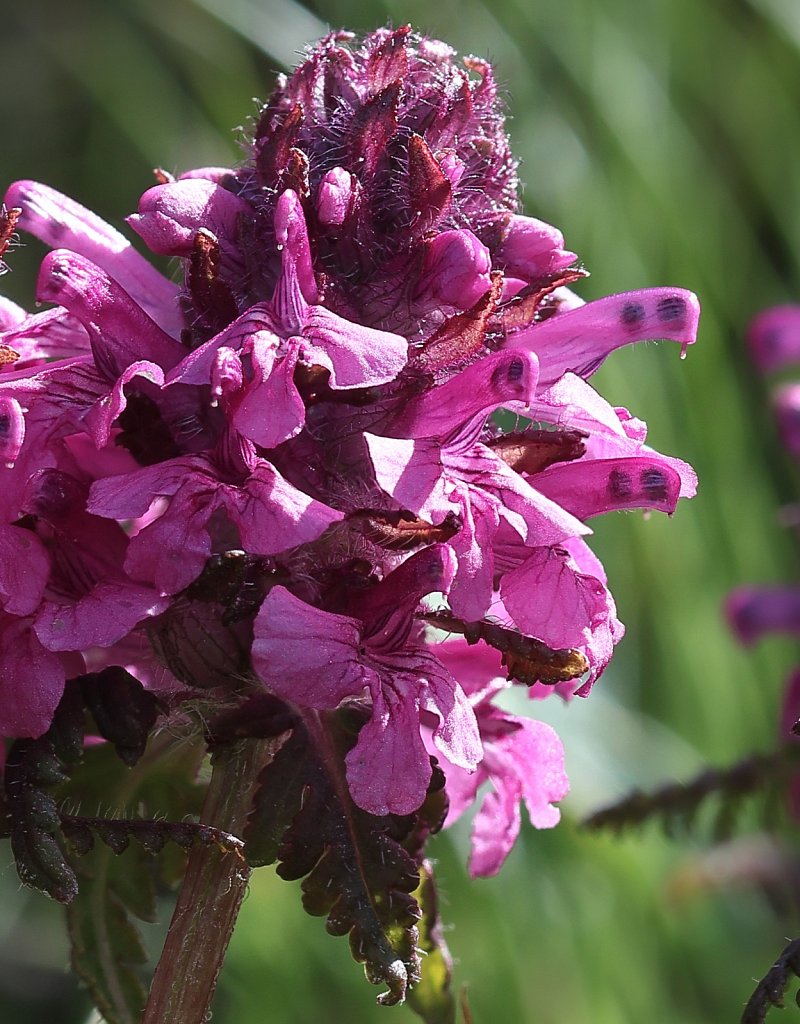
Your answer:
[141,737,268,1024]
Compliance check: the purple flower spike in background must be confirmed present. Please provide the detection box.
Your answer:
[0,25,699,1021]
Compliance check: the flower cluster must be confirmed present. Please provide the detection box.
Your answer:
[0,27,698,875]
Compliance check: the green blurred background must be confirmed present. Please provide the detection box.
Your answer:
[3,0,800,1021]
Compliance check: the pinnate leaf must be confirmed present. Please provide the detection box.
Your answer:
[245,706,448,1006]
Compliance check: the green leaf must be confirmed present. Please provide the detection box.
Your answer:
[245,706,448,1006]
[59,736,208,1024]
[407,861,456,1024]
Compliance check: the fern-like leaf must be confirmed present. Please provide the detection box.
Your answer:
[742,937,800,1024]
[584,746,800,837]
[245,705,448,1006]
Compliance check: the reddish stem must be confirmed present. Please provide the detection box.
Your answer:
[141,738,268,1024]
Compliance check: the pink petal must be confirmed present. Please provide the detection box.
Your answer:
[252,586,369,705]
[0,307,91,365]
[506,287,700,387]
[345,684,432,816]
[533,455,682,519]
[0,296,25,330]
[5,180,182,333]
[364,434,448,516]
[302,306,408,388]
[501,546,609,649]
[88,457,197,520]
[34,582,168,650]
[418,651,482,772]
[128,179,252,256]
[469,716,568,878]
[0,397,25,466]
[232,338,305,448]
[446,443,589,545]
[0,526,49,615]
[124,484,218,593]
[431,636,507,699]
[224,459,343,555]
[84,360,165,448]
[37,250,185,377]
[468,780,522,878]
[748,306,800,373]
[166,305,277,386]
[0,615,66,737]
[447,485,500,621]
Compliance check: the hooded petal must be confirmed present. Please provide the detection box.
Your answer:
[726,586,800,646]
[497,213,577,280]
[533,455,682,520]
[506,287,700,387]
[128,178,252,256]
[37,250,185,378]
[385,350,539,440]
[272,189,319,313]
[6,180,182,333]
[414,229,492,310]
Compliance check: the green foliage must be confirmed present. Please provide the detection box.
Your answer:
[59,739,208,1024]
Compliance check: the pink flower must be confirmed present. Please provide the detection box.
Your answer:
[253,547,481,816]
[0,28,697,859]
[429,638,569,877]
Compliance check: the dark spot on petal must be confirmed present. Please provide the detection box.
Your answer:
[0,413,8,437]
[620,302,646,331]
[640,467,669,501]
[608,468,633,500]
[762,327,782,353]
[507,356,525,382]
[656,295,686,326]
[491,356,525,390]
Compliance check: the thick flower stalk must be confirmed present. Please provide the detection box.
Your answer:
[0,25,698,1014]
